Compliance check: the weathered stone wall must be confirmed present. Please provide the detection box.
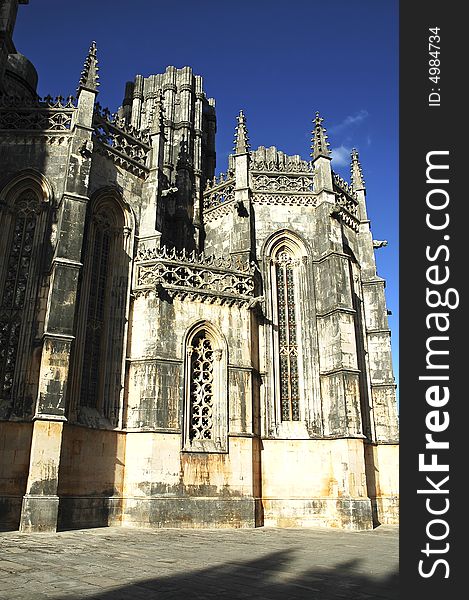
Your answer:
[365,442,399,525]
[123,293,260,527]
[122,433,261,528]
[200,144,398,530]
[0,421,32,529]
[57,424,125,529]
[261,438,373,530]
[1,4,398,531]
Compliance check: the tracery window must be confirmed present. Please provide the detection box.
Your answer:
[71,194,132,428]
[0,193,39,401]
[80,210,112,410]
[188,331,215,441]
[275,248,300,421]
[183,323,227,452]
[274,247,300,421]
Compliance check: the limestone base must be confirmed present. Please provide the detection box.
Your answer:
[19,495,60,532]
[122,496,261,529]
[58,496,123,530]
[374,496,399,525]
[365,442,399,526]
[0,495,22,531]
[262,497,374,530]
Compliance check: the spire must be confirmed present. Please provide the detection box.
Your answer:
[310,111,331,160]
[233,110,250,154]
[77,41,99,94]
[350,148,366,191]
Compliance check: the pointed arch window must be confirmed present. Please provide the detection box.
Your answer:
[0,192,40,403]
[80,209,112,411]
[275,247,300,421]
[183,323,228,452]
[273,246,301,421]
[72,195,132,428]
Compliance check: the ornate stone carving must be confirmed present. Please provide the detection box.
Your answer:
[331,170,360,230]
[202,177,235,212]
[0,95,76,132]
[251,146,312,173]
[331,204,360,232]
[252,173,313,193]
[135,245,255,304]
[335,191,359,218]
[189,333,215,441]
[251,159,312,173]
[252,193,317,207]
[92,103,151,178]
[333,172,357,199]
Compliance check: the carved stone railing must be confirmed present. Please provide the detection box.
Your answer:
[250,155,315,207]
[333,172,357,200]
[0,95,76,133]
[331,171,360,230]
[251,158,312,173]
[332,192,360,231]
[251,146,312,173]
[134,245,256,305]
[252,172,314,193]
[92,103,151,178]
[202,175,235,212]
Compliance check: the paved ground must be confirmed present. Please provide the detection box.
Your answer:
[0,525,398,599]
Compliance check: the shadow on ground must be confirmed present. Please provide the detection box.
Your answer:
[73,548,398,600]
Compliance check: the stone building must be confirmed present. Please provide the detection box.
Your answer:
[0,0,398,532]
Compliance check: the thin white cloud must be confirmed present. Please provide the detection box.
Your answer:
[329,110,369,134]
[330,145,352,167]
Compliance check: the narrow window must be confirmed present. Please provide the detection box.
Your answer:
[183,323,227,452]
[74,198,131,427]
[189,330,214,441]
[0,193,38,400]
[80,210,112,409]
[274,247,300,421]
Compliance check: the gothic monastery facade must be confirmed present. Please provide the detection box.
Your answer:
[0,1,398,532]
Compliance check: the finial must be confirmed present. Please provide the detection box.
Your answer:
[350,148,366,190]
[78,41,99,94]
[310,111,331,160]
[233,109,250,154]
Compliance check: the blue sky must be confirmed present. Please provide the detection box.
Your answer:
[13,0,399,396]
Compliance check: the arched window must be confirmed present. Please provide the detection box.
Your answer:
[189,331,215,441]
[183,323,227,452]
[0,192,40,402]
[70,193,133,428]
[80,208,112,410]
[0,173,52,420]
[263,231,314,431]
[274,246,300,422]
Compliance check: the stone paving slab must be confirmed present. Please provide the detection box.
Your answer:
[0,525,399,599]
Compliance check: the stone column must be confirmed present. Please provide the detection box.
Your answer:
[312,154,363,436]
[162,67,177,183]
[139,92,166,244]
[192,75,204,249]
[130,75,143,129]
[19,46,97,531]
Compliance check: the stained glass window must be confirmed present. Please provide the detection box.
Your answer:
[0,194,38,400]
[275,248,300,421]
